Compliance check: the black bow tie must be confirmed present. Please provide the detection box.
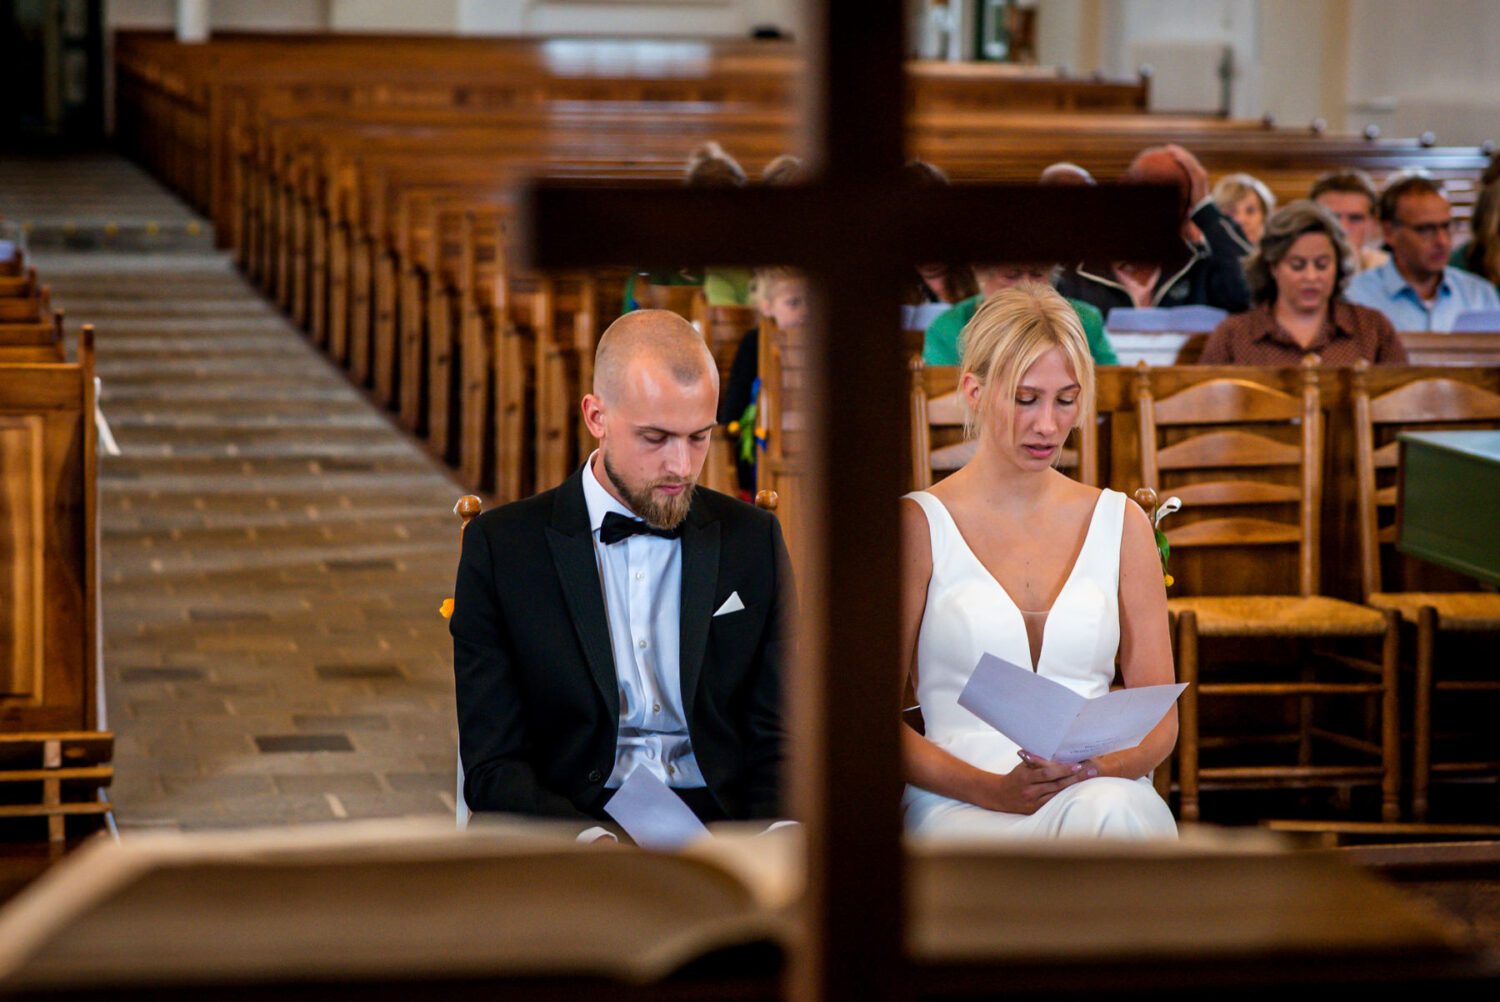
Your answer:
[599,511,682,545]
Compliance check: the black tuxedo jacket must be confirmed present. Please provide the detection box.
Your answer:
[450,467,792,823]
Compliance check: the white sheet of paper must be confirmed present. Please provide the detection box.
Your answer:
[603,766,709,851]
[957,653,1186,763]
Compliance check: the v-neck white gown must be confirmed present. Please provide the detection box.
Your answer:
[902,489,1177,839]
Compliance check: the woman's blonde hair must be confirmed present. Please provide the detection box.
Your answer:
[958,284,1094,442]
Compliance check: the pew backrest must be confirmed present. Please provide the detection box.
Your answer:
[0,326,99,731]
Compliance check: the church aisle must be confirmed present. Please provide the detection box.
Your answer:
[2,155,464,831]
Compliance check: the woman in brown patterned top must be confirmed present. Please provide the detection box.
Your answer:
[1199,200,1408,366]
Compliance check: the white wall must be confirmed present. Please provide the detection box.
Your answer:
[462,1,798,37]
[330,0,459,33]
[108,0,797,38]
[108,0,331,32]
[1031,0,1500,145]
[1343,0,1500,145]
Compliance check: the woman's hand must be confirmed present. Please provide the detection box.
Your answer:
[974,750,1100,815]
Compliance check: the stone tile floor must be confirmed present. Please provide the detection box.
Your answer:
[2,154,464,830]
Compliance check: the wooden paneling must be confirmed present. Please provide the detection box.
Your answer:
[0,334,98,733]
[0,417,44,701]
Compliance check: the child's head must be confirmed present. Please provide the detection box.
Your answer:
[755,267,809,331]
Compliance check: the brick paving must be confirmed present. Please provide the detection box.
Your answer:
[1,154,464,830]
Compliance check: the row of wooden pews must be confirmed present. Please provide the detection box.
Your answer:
[113,30,1154,246]
[112,34,1500,520]
[0,246,112,853]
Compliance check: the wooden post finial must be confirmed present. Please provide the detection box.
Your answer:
[754,489,779,512]
[454,495,482,528]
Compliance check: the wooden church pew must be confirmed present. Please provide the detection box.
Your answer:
[0,326,111,847]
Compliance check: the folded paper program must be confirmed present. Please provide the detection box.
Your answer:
[957,653,1186,763]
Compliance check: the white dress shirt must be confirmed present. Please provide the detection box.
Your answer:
[581,453,705,790]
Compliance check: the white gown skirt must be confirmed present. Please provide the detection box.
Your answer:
[904,775,1178,840]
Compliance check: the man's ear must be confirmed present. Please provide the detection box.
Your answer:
[581,394,607,440]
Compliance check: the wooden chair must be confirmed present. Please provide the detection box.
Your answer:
[1136,361,1400,822]
[1352,364,1500,820]
[698,297,759,497]
[907,358,1099,491]
[755,315,807,574]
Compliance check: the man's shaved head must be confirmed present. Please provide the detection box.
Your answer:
[593,309,717,403]
[582,309,720,529]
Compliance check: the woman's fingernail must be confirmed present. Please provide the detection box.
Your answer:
[1086,767,1099,778]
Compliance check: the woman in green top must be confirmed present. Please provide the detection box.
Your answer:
[923,263,1118,367]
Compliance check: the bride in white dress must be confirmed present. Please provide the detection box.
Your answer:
[901,285,1178,839]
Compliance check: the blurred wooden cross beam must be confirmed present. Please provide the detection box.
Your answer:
[522,4,1178,1001]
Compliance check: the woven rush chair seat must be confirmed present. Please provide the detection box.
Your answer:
[1167,595,1389,637]
[1365,591,1500,630]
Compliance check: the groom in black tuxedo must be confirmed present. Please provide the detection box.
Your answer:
[451,309,792,827]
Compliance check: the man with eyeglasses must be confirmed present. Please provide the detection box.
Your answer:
[1346,174,1500,331]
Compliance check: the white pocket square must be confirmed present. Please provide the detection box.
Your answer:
[713,592,745,617]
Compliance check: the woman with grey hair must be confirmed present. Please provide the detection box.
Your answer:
[1212,172,1276,247]
[1199,200,1407,366]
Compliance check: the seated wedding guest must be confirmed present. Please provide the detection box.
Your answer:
[1038,161,1094,186]
[901,285,1178,839]
[1309,169,1388,272]
[622,142,753,312]
[922,262,1118,366]
[902,159,979,306]
[1451,177,1500,294]
[761,153,804,186]
[720,267,809,494]
[452,310,791,829]
[924,164,1117,368]
[1199,201,1407,365]
[1213,172,1276,247]
[1057,144,1252,315]
[1345,175,1500,331]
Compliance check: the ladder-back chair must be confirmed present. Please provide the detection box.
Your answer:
[1137,361,1400,822]
[1352,364,1500,819]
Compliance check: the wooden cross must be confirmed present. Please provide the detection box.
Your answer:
[522,5,1179,1001]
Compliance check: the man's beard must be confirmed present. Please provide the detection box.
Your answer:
[603,453,695,530]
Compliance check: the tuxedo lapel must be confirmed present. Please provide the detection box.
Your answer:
[678,498,720,723]
[545,472,619,719]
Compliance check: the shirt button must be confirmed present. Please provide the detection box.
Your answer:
[635,571,644,581]
[667,765,676,776]
[587,769,602,783]
[638,639,647,649]
[652,702,661,713]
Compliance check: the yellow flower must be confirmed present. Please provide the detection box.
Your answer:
[754,425,767,439]
[439,597,455,619]
[1163,575,1175,588]
[727,420,740,435]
